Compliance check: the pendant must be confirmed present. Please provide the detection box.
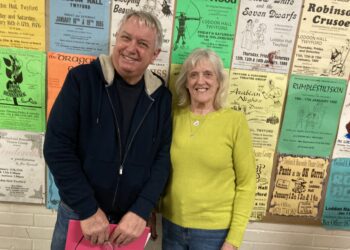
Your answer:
[193,120,200,126]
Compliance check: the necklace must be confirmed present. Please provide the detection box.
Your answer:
[189,112,207,137]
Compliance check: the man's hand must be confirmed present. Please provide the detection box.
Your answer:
[109,211,146,246]
[80,208,109,245]
[221,242,238,250]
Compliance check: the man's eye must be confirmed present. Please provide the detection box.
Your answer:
[121,35,130,41]
[139,42,149,48]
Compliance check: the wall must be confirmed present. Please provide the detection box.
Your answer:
[0,204,349,250]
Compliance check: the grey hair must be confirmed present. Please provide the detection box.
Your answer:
[175,48,228,110]
[117,10,163,50]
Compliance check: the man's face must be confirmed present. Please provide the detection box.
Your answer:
[112,16,161,84]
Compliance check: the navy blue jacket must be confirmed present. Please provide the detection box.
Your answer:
[44,55,172,221]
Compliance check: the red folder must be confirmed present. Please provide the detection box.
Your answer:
[65,220,150,250]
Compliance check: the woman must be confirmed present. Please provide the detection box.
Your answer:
[161,48,256,250]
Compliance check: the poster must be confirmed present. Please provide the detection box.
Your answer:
[292,0,350,79]
[171,0,238,68]
[333,82,350,159]
[322,158,350,229]
[0,129,45,204]
[227,69,287,150]
[47,52,96,117]
[232,0,302,73]
[0,48,46,132]
[0,0,45,51]
[269,156,328,217]
[50,0,110,56]
[109,0,175,81]
[278,75,346,157]
[251,148,275,221]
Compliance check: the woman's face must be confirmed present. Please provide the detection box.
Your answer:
[186,59,219,108]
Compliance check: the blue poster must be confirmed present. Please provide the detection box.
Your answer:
[322,158,350,229]
[50,0,110,56]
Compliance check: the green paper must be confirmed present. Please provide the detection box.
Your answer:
[171,0,239,68]
[0,47,46,132]
[278,75,346,157]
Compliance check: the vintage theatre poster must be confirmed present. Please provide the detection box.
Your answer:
[278,75,346,158]
[50,0,110,56]
[269,156,328,217]
[232,0,302,73]
[0,48,46,132]
[0,129,45,204]
[0,0,45,50]
[292,0,350,79]
[227,69,287,151]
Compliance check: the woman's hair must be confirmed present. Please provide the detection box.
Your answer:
[175,48,228,109]
[117,10,163,50]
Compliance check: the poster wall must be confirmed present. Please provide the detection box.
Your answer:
[0,0,348,228]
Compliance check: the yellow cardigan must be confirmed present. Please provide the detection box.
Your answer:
[161,107,256,247]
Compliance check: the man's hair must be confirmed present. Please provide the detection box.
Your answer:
[175,48,228,110]
[117,11,163,50]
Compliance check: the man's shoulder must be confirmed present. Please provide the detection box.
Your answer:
[69,59,99,76]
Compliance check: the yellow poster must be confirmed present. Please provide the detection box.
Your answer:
[0,1,45,51]
[292,0,350,79]
[227,69,287,150]
[269,156,328,217]
[168,64,182,106]
[251,148,275,221]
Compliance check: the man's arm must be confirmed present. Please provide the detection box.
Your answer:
[44,70,98,219]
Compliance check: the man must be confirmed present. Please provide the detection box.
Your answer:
[44,11,172,249]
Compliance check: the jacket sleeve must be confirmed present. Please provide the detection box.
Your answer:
[44,70,98,219]
[129,88,172,221]
[226,113,256,247]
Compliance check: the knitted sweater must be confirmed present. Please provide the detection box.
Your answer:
[161,107,256,247]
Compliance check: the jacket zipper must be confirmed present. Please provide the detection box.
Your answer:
[121,99,154,166]
[106,87,155,211]
[106,88,123,209]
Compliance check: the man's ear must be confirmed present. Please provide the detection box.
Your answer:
[151,48,161,62]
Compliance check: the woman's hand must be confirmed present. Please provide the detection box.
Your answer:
[221,241,238,250]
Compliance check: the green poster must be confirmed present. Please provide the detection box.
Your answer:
[278,75,346,157]
[0,48,46,132]
[171,0,238,68]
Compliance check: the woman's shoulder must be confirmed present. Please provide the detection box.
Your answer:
[218,108,245,119]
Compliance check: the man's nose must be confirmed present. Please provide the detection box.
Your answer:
[126,40,137,52]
